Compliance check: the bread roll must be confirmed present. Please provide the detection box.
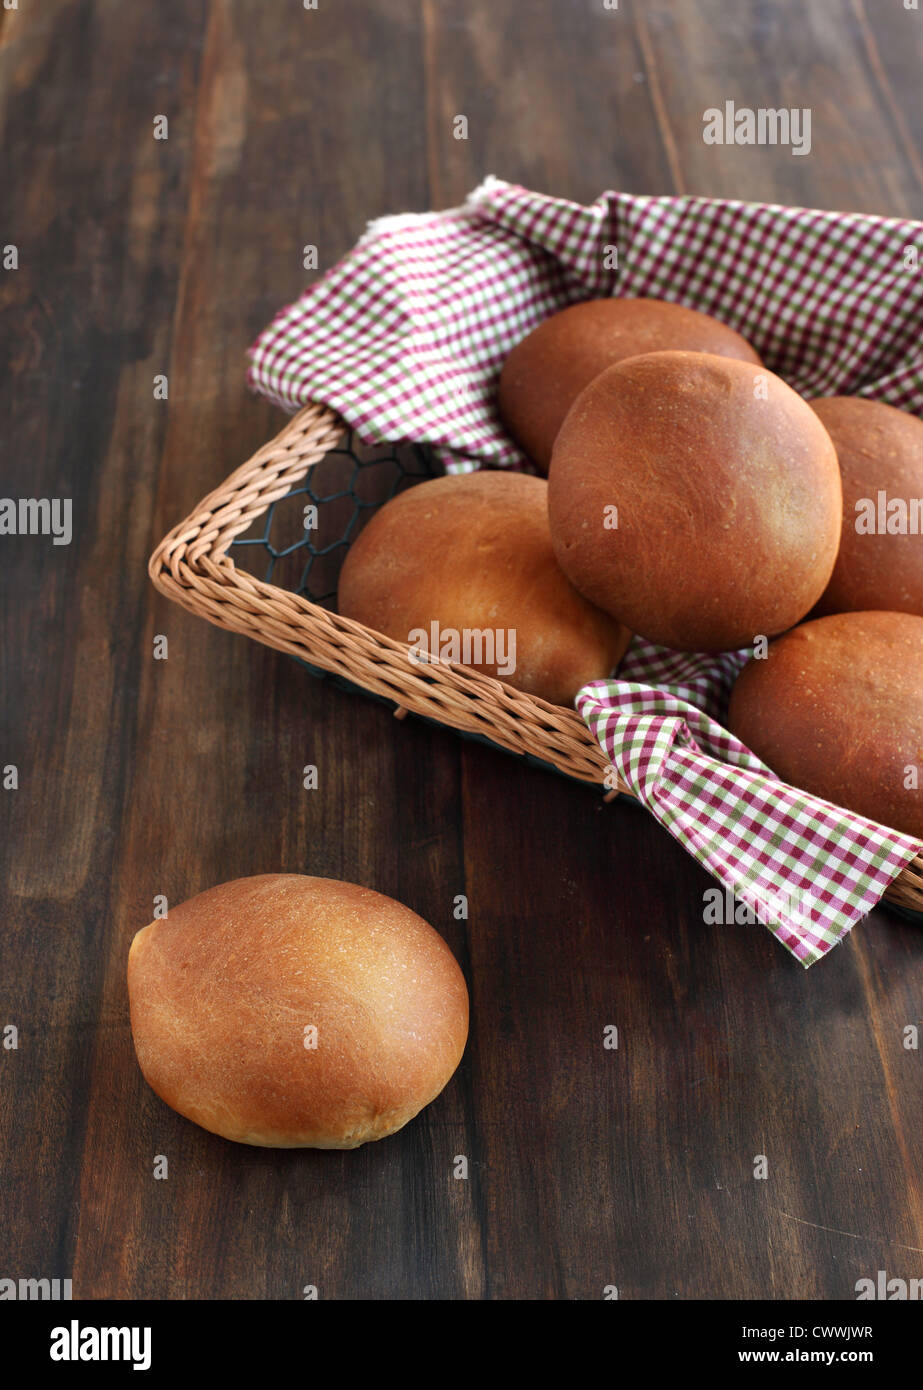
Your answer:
[128,875,469,1148]
[809,396,923,618]
[547,351,842,653]
[727,611,923,837]
[498,297,761,472]
[337,471,631,706]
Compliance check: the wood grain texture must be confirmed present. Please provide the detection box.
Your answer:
[1,0,921,1300]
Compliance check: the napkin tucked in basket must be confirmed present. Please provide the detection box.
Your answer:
[249,178,923,966]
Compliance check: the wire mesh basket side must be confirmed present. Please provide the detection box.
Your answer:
[228,430,438,606]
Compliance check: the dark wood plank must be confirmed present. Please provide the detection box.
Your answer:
[630,0,923,213]
[0,0,211,1291]
[1,0,921,1303]
[421,0,677,205]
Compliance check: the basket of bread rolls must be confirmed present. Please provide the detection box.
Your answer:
[149,180,923,941]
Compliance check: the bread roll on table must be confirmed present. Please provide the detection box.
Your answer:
[727,611,923,838]
[128,875,469,1148]
[810,396,923,619]
[498,297,761,472]
[337,471,631,706]
[548,351,842,653]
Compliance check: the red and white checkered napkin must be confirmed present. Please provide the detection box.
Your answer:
[581,643,920,967]
[249,178,923,965]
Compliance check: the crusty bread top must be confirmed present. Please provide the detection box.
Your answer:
[548,351,841,653]
[727,611,923,838]
[337,470,630,706]
[498,297,761,471]
[128,875,469,1148]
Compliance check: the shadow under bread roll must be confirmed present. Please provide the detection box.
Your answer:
[337,470,631,706]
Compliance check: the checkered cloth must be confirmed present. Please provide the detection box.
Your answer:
[582,643,920,965]
[249,178,923,966]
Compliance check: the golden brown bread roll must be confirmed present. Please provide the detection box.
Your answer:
[337,471,631,706]
[547,351,842,653]
[727,611,923,838]
[809,396,923,619]
[128,875,469,1148]
[498,297,761,472]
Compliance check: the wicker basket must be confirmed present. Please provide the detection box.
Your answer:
[148,401,923,917]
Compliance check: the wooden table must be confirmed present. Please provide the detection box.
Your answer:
[2,0,921,1301]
